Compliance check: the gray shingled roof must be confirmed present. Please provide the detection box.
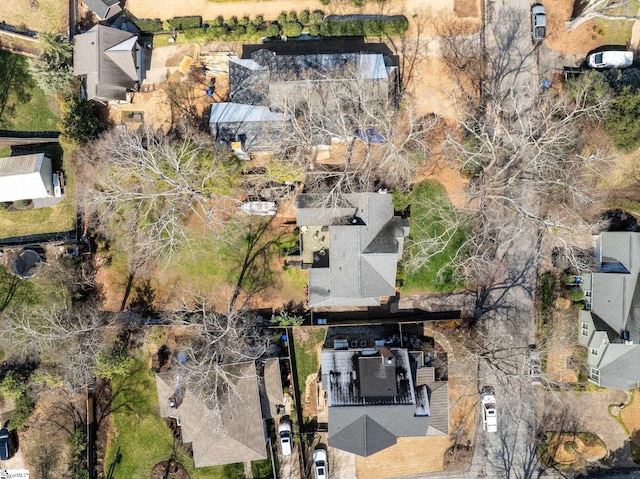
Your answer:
[0,153,44,176]
[156,363,267,467]
[209,102,288,152]
[83,0,122,20]
[297,193,408,308]
[73,25,139,101]
[330,415,397,456]
[582,232,640,389]
[229,50,393,107]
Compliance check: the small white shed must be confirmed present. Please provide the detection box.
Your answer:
[0,153,56,203]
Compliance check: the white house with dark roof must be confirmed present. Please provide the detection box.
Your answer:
[0,154,60,203]
[578,231,640,389]
[320,327,448,456]
[73,25,142,102]
[296,192,408,308]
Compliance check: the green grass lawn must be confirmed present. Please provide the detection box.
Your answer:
[594,0,638,45]
[1,0,67,34]
[0,51,59,131]
[401,180,469,293]
[105,358,246,479]
[292,327,326,413]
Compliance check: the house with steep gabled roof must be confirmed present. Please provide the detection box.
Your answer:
[578,231,640,389]
[319,325,448,456]
[83,0,122,20]
[295,192,408,308]
[155,358,283,467]
[73,25,142,102]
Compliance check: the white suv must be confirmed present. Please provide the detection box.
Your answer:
[278,420,293,456]
[481,387,498,433]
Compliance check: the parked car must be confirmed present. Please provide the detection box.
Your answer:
[531,4,546,41]
[0,428,14,460]
[278,420,293,456]
[587,50,633,69]
[313,448,328,479]
[240,201,277,216]
[481,387,498,433]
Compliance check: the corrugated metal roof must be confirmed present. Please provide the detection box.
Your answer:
[0,153,44,176]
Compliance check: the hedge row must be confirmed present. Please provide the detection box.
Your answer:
[134,18,163,33]
[148,13,408,40]
[166,16,202,30]
[319,15,408,37]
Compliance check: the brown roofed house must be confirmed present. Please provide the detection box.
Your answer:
[156,358,283,467]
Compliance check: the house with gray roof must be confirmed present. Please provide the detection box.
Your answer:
[320,327,448,456]
[156,358,283,467]
[296,192,408,308]
[73,25,142,102]
[209,102,289,158]
[83,0,122,20]
[578,231,640,389]
[210,48,397,157]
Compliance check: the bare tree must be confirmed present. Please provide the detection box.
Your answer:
[406,74,613,314]
[436,14,484,101]
[566,0,640,31]
[83,124,241,262]
[170,304,272,415]
[272,62,439,205]
[0,306,115,392]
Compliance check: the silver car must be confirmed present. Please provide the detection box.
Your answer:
[531,4,546,41]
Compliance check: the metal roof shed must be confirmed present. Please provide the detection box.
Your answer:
[0,154,54,203]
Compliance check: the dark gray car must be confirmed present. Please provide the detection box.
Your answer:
[0,428,14,460]
[531,4,546,41]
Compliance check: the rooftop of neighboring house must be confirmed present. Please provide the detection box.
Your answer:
[579,231,640,389]
[229,49,396,106]
[208,102,289,153]
[320,325,448,456]
[83,0,122,20]
[73,25,141,102]
[155,358,282,467]
[296,192,408,308]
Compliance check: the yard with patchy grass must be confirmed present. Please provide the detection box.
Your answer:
[0,51,59,131]
[401,181,468,293]
[105,358,259,479]
[1,0,67,34]
[292,327,326,417]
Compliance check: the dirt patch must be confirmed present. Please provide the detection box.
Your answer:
[355,436,452,478]
[151,460,191,479]
[20,389,78,477]
[543,0,617,54]
[620,390,640,440]
[454,0,479,18]
[545,304,579,383]
[547,433,607,466]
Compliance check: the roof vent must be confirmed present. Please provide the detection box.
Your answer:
[334,339,348,350]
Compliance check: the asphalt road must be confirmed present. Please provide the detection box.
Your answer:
[477,0,547,476]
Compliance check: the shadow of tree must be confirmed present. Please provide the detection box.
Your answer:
[0,51,34,128]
